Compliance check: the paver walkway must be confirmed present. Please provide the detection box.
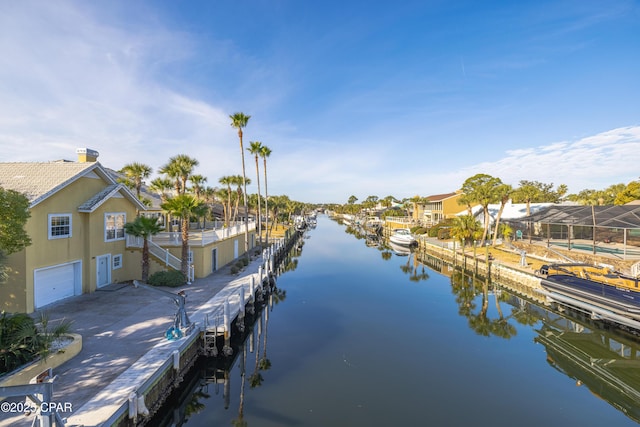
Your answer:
[0,255,265,427]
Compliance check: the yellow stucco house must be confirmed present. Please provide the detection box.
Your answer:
[422,190,476,226]
[0,149,148,313]
[1,148,259,314]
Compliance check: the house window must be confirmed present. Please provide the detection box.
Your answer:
[48,214,72,239]
[105,213,126,242]
[112,254,123,269]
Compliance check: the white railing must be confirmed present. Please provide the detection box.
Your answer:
[126,235,182,270]
[136,222,256,247]
[385,216,414,225]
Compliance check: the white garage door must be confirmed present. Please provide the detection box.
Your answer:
[34,262,80,308]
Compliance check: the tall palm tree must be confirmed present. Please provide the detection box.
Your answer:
[161,194,204,278]
[231,175,248,223]
[119,162,152,199]
[492,184,513,246]
[230,112,251,258]
[248,141,264,244]
[219,175,234,226]
[124,216,163,282]
[259,145,272,246]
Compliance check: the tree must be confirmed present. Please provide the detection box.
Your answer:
[124,216,163,282]
[348,195,358,205]
[231,175,250,223]
[149,177,174,202]
[161,194,204,278]
[614,180,640,205]
[0,188,32,255]
[248,141,264,244]
[119,162,152,199]
[260,145,272,246]
[460,173,504,245]
[409,195,424,221]
[230,112,251,259]
[381,195,396,209]
[449,214,483,245]
[160,154,199,195]
[0,188,32,282]
[492,184,513,246]
[219,175,234,226]
[189,174,207,199]
[513,180,568,214]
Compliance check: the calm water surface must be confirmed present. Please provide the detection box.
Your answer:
[160,215,640,426]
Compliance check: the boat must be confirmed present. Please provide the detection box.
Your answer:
[537,263,640,320]
[388,229,417,246]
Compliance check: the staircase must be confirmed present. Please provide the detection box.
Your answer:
[126,235,185,277]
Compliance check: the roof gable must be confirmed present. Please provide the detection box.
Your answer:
[0,161,122,208]
[426,192,458,202]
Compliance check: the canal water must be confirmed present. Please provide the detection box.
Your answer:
[155,215,640,426]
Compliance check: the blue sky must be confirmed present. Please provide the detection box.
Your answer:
[0,0,638,203]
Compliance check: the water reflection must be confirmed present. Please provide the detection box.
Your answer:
[527,301,640,424]
[152,217,640,426]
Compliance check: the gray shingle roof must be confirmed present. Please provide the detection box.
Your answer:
[78,184,121,212]
[0,161,102,207]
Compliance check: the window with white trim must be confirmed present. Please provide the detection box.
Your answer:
[48,214,72,239]
[105,213,126,242]
[112,254,123,269]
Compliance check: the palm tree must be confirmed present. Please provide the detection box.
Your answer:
[161,194,204,278]
[460,173,504,245]
[259,145,272,246]
[230,112,251,259]
[149,177,173,202]
[119,162,152,199]
[160,154,199,195]
[219,175,234,227]
[231,175,250,223]
[450,214,483,246]
[492,184,513,246]
[248,141,264,244]
[189,174,207,199]
[124,216,163,282]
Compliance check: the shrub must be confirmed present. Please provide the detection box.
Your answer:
[148,270,186,287]
[410,226,428,235]
[230,266,239,275]
[0,311,72,374]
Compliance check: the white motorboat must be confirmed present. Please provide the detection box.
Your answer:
[389,228,416,246]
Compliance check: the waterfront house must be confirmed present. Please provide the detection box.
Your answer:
[0,149,146,313]
[1,149,259,314]
[422,190,474,226]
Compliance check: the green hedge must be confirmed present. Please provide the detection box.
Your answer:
[148,270,186,287]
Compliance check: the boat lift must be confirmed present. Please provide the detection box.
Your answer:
[537,288,640,332]
[132,280,193,340]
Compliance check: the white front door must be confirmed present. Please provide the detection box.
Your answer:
[234,239,239,259]
[96,254,111,288]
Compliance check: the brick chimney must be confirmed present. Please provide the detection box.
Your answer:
[76,148,99,163]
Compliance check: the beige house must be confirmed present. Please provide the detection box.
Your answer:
[1,149,258,314]
[422,190,474,226]
[0,149,146,313]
